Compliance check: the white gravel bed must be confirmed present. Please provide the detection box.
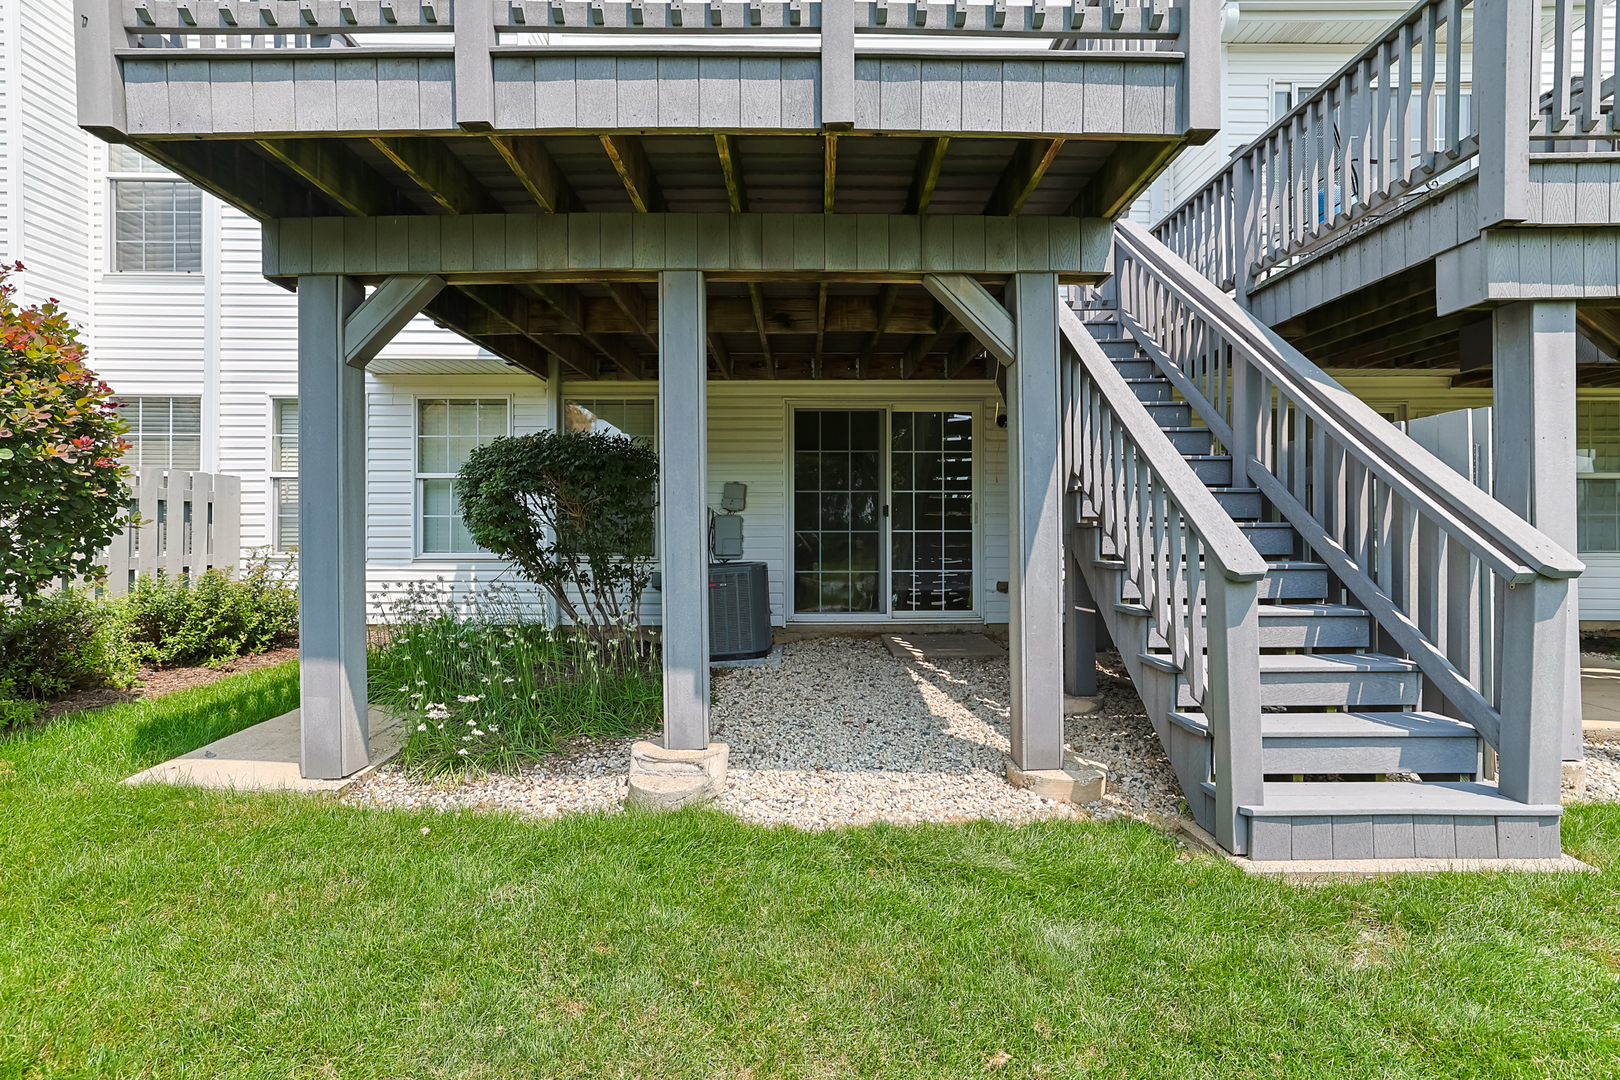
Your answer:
[344,637,1185,829]
[1570,740,1620,803]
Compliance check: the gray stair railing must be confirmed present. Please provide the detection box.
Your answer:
[1057,303,1270,853]
[1112,217,1584,809]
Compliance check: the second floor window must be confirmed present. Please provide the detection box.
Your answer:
[109,145,202,272]
[115,396,202,471]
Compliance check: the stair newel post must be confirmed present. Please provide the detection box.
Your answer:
[1227,344,1262,490]
[1496,573,1572,808]
[1206,560,1264,855]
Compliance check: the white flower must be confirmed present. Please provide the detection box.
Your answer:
[398,687,410,693]
[437,723,445,730]
[458,748,469,755]
[503,677,515,684]
[457,694,482,703]
[467,719,477,726]
[462,735,473,741]
[421,826,430,834]
[472,729,485,737]
[489,725,500,733]
[417,723,427,731]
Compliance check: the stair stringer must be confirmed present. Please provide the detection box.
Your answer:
[1073,523,1218,835]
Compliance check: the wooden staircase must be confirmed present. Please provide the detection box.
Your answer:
[1061,232,1577,862]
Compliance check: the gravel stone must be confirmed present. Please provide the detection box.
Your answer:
[345,637,1620,825]
[344,638,1184,829]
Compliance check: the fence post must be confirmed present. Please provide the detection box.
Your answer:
[1205,568,1263,854]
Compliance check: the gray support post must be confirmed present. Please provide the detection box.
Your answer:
[820,0,855,131]
[1177,0,1222,144]
[658,271,711,751]
[1205,571,1262,854]
[75,0,127,138]
[545,354,564,433]
[454,0,496,131]
[1007,273,1065,771]
[1498,575,1573,806]
[1474,0,1533,228]
[298,276,370,780]
[1493,300,1583,767]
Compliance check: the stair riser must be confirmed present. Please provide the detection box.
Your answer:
[1264,738,1482,776]
[1164,429,1215,454]
[1187,458,1233,485]
[1145,403,1192,426]
[1129,381,1177,403]
[1144,617,1371,650]
[1097,340,1140,359]
[1119,568,1327,602]
[1112,359,1158,379]
[1212,490,1262,519]
[1247,813,1560,862]
[1241,526,1297,557]
[1175,671,1422,708]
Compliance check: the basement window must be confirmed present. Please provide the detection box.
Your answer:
[1578,400,1620,552]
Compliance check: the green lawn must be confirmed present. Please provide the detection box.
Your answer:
[3,664,1619,1079]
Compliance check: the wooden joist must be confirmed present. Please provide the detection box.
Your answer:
[370,137,501,215]
[489,135,580,214]
[985,138,1065,217]
[601,134,664,213]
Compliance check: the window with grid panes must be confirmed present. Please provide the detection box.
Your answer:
[270,399,299,552]
[1578,400,1620,552]
[564,399,655,445]
[108,144,202,272]
[114,397,202,471]
[418,399,509,554]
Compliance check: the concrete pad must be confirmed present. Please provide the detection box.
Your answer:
[1175,819,1595,881]
[883,633,1007,663]
[711,645,784,669]
[626,740,728,810]
[1004,751,1107,804]
[1065,694,1102,716]
[1584,663,1620,727]
[123,707,403,794]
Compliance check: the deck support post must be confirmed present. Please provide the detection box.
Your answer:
[1007,272,1065,771]
[658,271,711,751]
[1492,299,1582,781]
[297,275,370,780]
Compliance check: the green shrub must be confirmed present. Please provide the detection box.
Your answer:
[0,588,130,703]
[117,554,298,667]
[369,580,658,776]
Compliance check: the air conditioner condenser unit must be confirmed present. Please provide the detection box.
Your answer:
[708,561,772,661]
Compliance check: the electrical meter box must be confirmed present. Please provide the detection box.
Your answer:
[712,513,744,559]
[721,482,748,512]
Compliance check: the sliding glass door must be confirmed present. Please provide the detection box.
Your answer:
[792,408,975,617]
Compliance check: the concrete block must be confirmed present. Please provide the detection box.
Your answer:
[626,740,729,810]
[1004,750,1107,804]
[1064,694,1101,716]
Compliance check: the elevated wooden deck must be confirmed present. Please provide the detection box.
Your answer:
[1152,0,1620,388]
[78,0,1219,380]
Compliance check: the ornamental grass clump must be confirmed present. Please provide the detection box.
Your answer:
[368,580,659,776]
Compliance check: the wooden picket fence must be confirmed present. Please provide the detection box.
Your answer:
[98,469,242,595]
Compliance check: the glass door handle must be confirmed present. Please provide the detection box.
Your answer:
[882,504,889,517]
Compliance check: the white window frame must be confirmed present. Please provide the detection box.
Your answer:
[105,144,204,275]
[268,397,299,553]
[115,395,204,472]
[413,394,513,560]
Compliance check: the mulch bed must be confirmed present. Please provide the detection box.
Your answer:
[43,647,300,719]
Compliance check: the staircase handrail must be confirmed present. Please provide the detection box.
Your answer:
[1115,218,1582,584]
[1059,303,1267,853]
[1113,217,1579,806]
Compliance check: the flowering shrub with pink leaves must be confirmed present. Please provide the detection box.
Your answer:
[0,262,131,601]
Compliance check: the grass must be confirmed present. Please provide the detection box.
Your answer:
[2,665,1620,1079]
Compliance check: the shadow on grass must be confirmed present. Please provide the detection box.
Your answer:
[123,661,301,766]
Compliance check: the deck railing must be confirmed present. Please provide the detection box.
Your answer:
[1113,218,1582,807]
[110,0,1189,44]
[1058,300,1268,853]
[1154,0,1620,295]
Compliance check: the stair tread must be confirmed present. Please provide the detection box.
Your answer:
[1136,652,1419,675]
[1167,710,1478,739]
[1116,602,1367,619]
[1227,781,1560,817]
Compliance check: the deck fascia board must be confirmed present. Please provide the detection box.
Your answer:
[262,212,1112,282]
